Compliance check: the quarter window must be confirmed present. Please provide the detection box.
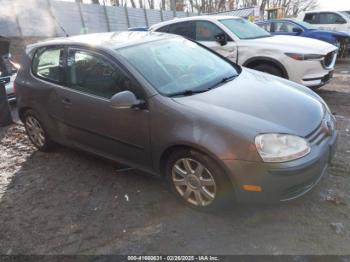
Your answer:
[32,47,64,83]
[157,25,169,33]
[67,50,132,99]
[168,22,196,39]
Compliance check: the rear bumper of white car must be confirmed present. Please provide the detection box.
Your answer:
[284,51,337,88]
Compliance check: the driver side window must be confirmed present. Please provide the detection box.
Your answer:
[273,22,301,33]
[67,50,132,99]
[195,21,230,41]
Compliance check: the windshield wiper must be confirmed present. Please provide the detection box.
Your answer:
[168,75,237,97]
[209,74,237,89]
[220,74,237,83]
[168,89,210,97]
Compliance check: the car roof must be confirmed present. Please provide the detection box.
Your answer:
[27,31,176,51]
[258,18,301,23]
[302,10,344,14]
[150,15,241,29]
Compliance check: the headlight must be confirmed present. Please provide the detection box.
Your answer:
[285,53,324,61]
[255,134,310,162]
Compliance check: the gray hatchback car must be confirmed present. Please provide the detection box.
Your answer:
[16,32,337,210]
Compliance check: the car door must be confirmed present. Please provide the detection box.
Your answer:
[194,21,238,63]
[31,46,68,138]
[54,47,152,169]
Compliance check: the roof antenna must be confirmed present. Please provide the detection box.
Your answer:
[49,8,69,37]
[57,22,69,37]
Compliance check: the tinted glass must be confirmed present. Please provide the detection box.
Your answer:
[117,38,239,97]
[195,21,226,41]
[67,50,131,99]
[220,18,271,39]
[32,47,64,83]
[304,13,318,24]
[168,22,195,39]
[157,25,169,33]
[319,12,345,24]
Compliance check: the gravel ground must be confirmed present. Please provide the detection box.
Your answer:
[0,60,349,255]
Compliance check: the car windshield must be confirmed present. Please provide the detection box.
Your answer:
[340,11,350,18]
[116,38,240,97]
[220,18,271,39]
[292,20,317,30]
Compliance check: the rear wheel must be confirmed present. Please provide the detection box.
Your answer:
[23,110,54,151]
[251,63,283,78]
[165,149,234,211]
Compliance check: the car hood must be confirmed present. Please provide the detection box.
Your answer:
[243,35,337,54]
[173,69,324,137]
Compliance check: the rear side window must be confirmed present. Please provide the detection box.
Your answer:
[304,13,318,24]
[67,50,132,99]
[168,22,195,39]
[319,12,346,24]
[32,47,64,83]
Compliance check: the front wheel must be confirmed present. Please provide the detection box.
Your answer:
[165,149,234,211]
[251,63,284,78]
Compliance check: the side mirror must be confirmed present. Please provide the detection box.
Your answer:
[292,27,303,34]
[215,33,227,46]
[335,18,346,24]
[110,90,145,110]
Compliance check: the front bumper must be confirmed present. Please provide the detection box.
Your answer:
[223,129,338,204]
[284,53,336,88]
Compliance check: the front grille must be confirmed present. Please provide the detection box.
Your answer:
[323,51,336,68]
[306,113,335,146]
[0,76,11,85]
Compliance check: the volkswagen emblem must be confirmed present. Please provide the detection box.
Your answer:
[323,120,333,136]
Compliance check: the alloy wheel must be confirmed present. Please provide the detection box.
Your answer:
[25,115,46,148]
[171,158,217,206]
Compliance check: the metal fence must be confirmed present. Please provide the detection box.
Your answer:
[0,0,195,37]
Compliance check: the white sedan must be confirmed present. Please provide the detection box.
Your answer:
[150,16,338,89]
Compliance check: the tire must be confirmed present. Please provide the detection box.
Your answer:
[336,39,346,59]
[251,63,283,78]
[23,109,54,151]
[165,149,234,211]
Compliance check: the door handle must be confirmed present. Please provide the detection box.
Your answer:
[62,98,72,105]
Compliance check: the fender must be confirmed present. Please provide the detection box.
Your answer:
[243,56,289,79]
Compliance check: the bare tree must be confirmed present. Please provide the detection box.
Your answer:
[236,0,317,16]
[147,0,155,9]
[110,0,120,5]
[129,0,137,7]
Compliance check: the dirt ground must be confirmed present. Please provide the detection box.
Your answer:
[0,60,349,255]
